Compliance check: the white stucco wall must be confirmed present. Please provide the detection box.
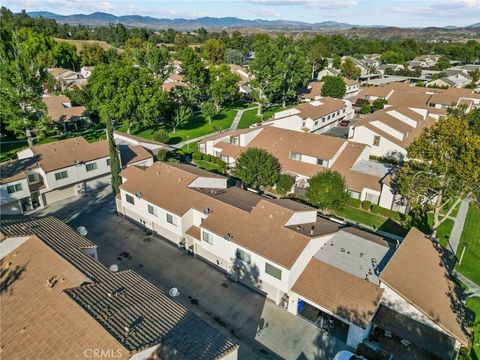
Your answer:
[350,126,407,158]
[0,178,30,203]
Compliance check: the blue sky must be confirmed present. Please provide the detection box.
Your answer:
[2,0,479,27]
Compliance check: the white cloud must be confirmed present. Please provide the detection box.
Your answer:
[254,8,281,17]
[248,0,357,9]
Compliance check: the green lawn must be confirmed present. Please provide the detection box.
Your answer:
[333,206,409,237]
[0,127,106,162]
[455,204,480,285]
[119,109,237,145]
[238,108,262,129]
[466,297,480,359]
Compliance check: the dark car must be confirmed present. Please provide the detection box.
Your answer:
[339,120,350,127]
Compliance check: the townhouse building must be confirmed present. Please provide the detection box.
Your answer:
[116,161,468,358]
[350,83,480,159]
[198,126,402,212]
[0,136,153,214]
[260,97,354,134]
[0,216,238,360]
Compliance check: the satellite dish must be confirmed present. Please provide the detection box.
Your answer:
[77,226,88,236]
[109,264,119,272]
[169,287,180,298]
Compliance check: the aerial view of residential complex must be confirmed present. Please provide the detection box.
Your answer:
[0,1,479,359]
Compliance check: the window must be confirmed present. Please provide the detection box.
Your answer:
[265,263,282,280]
[230,136,240,145]
[202,231,213,245]
[148,204,157,217]
[126,194,135,205]
[314,120,318,126]
[365,193,380,204]
[166,213,177,226]
[221,155,229,163]
[317,158,326,167]
[302,121,306,128]
[54,170,68,181]
[7,183,22,194]
[373,135,381,147]
[290,152,301,161]
[86,162,98,172]
[106,158,111,166]
[236,249,251,264]
[28,174,38,183]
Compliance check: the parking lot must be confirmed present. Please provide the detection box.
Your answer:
[34,188,353,360]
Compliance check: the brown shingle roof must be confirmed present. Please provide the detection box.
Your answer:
[120,162,333,269]
[0,235,130,360]
[43,95,87,123]
[299,82,323,100]
[31,137,109,172]
[379,228,469,345]
[295,97,347,120]
[120,145,152,167]
[292,258,384,328]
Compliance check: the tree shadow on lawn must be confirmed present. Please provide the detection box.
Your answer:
[377,218,409,237]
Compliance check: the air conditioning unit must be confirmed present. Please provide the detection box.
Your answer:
[76,183,86,194]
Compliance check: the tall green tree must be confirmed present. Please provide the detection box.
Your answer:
[340,57,361,80]
[203,39,226,64]
[129,42,172,81]
[232,148,281,188]
[307,41,326,80]
[53,41,78,70]
[200,100,219,124]
[168,105,192,133]
[210,64,240,111]
[394,115,480,236]
[224,48,244,65]
[321,76,346,99]
[273,36,310,107]
[79,43,106,66]
[306,170,350,211]
[0,30,50,147]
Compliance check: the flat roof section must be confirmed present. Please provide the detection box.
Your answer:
[314,229,396,285]
[194,186,263,212]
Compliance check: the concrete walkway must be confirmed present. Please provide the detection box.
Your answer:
[172,106,258,149]
[230,106,258,130]
[448,197,471,255]
[457,273,480,298]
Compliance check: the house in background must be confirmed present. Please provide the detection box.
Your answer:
[43,94,90,131]
[259,97,354,134]
[0,137,111,214]
[0,136,154,215]
[230,64,252,95]
[0,216,239,360]
[427,73,473,88]
[408,54,442,69]
[47,67,83,91]
[378,64,405,75]
[317,67,341,81]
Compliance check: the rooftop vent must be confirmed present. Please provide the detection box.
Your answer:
[135,192,142,199]
[203,208,210,215]
[47,276,57,288]
[223,233,231,241]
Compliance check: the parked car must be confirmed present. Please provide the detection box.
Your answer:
[339,120,350,127]
[333,350,366,360]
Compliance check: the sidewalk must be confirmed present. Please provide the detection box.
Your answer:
[447,198,470,255]
[230,106,258,130]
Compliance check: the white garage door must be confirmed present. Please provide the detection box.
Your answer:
[44,186,76,205]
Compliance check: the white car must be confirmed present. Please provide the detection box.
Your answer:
[333,350,366,360]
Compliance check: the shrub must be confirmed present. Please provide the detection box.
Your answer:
[203,154,212,162]
[348,198,361,208]
[156,149,169,161]
[276,174,295,194]
[153,130,169,143]
[192,152,203,161]
[361,200,372,210]
[360,102,372,114]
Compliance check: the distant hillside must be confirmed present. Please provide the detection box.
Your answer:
[27,11,360,30]
[53,38,122,54]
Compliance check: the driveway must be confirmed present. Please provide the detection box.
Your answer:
[34,188,353,360]
[320,118,361,139]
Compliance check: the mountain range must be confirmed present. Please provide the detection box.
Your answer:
[28,11,479,31]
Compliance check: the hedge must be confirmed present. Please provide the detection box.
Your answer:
[348,198,362,208]
[362,200,372,210]
[156,149,169,161]
[192,151,203,161]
